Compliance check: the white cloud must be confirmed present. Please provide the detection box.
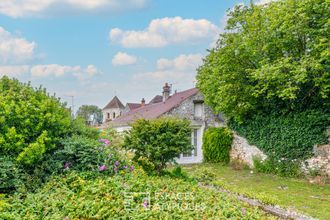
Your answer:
[0,65,30,77]
[30,64,101,80]
[109,17,220,48]
[0,0,148,18]
[112,52,137,66]
[0,26,36,64]
[156,54,203,71]
[134,53,203,82]
[255,0,277,5]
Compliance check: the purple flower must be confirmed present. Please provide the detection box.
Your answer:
[99,165,107,172]
[99,139,110,146]
[64,162,71,170]
[65,216,69,220]
[143,199,148,209]
[130,166,135,172]
[122,165,128,169]
[113,167,118,172]
[114,161,119,166]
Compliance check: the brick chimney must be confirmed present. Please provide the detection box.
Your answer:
[162,83,171,102]
[141,98,146,106]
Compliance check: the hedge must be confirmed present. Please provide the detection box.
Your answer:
[202,127,233,163]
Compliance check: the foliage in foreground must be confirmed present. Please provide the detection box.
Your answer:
[197,0,329,122]
[0,134,128,192]
[0,171,271,219]
[202,127,233,164]
[124,117,193,174]
[0,76,72,166]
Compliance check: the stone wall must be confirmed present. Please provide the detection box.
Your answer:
[302,144,330,177]
[230,133,267,168]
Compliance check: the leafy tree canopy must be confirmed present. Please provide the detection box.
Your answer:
[76,105,103,125]
[197,0,329,122]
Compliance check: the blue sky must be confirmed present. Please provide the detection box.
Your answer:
[0,0,255,110]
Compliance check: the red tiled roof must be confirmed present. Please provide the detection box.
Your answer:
[103,96,125,110]
[110,88,199,127]
[126,103,142,110]
[148,95,163,104]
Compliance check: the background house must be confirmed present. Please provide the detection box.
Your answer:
[102,96,125,123]
[104,83,223,164]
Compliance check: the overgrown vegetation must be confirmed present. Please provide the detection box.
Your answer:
[0,76,122,193]
[196,0,330,176]
[0,170,272,219]
[202,127,233,164]
[229,111,329,161]
[124,117,193,174]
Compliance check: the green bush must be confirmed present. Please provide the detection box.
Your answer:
[41,135,132,175]
[70,117,100,140]
[202,127,233,164]
[124,117,193,174]
[0,76,71,166]
[0,156,23,192]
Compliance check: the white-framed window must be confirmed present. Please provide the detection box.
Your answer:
[183,128,198,157]
[194,102,203,118]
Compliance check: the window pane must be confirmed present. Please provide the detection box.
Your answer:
[194,129,198,156]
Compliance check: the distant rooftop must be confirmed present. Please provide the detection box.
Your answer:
[110,87,199,127]
[103,96,125,110]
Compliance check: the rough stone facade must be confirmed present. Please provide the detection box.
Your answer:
[230,133,267,168]
[164,91,223,127]
[302,144,330,177]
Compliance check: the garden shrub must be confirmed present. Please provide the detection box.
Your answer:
[41,135,132,175]
[202,127,233,164]
[0,156,23,192]
[0,76,72,166]
[124,117,193,174]
[70,117,100,140]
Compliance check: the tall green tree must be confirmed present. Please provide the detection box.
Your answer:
[76,105,103,125]
[197,0,330,122]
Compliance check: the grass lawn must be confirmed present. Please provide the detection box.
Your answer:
[182,163,330,220]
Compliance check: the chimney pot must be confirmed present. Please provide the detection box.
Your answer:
[141,98,146,106]
[162,82,171,102]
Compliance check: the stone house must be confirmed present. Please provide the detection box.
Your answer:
[106,83,222,164]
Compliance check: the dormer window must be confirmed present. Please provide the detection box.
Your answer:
[107,113,110,119]
[113,112,116,118]
[194,100,204,118]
